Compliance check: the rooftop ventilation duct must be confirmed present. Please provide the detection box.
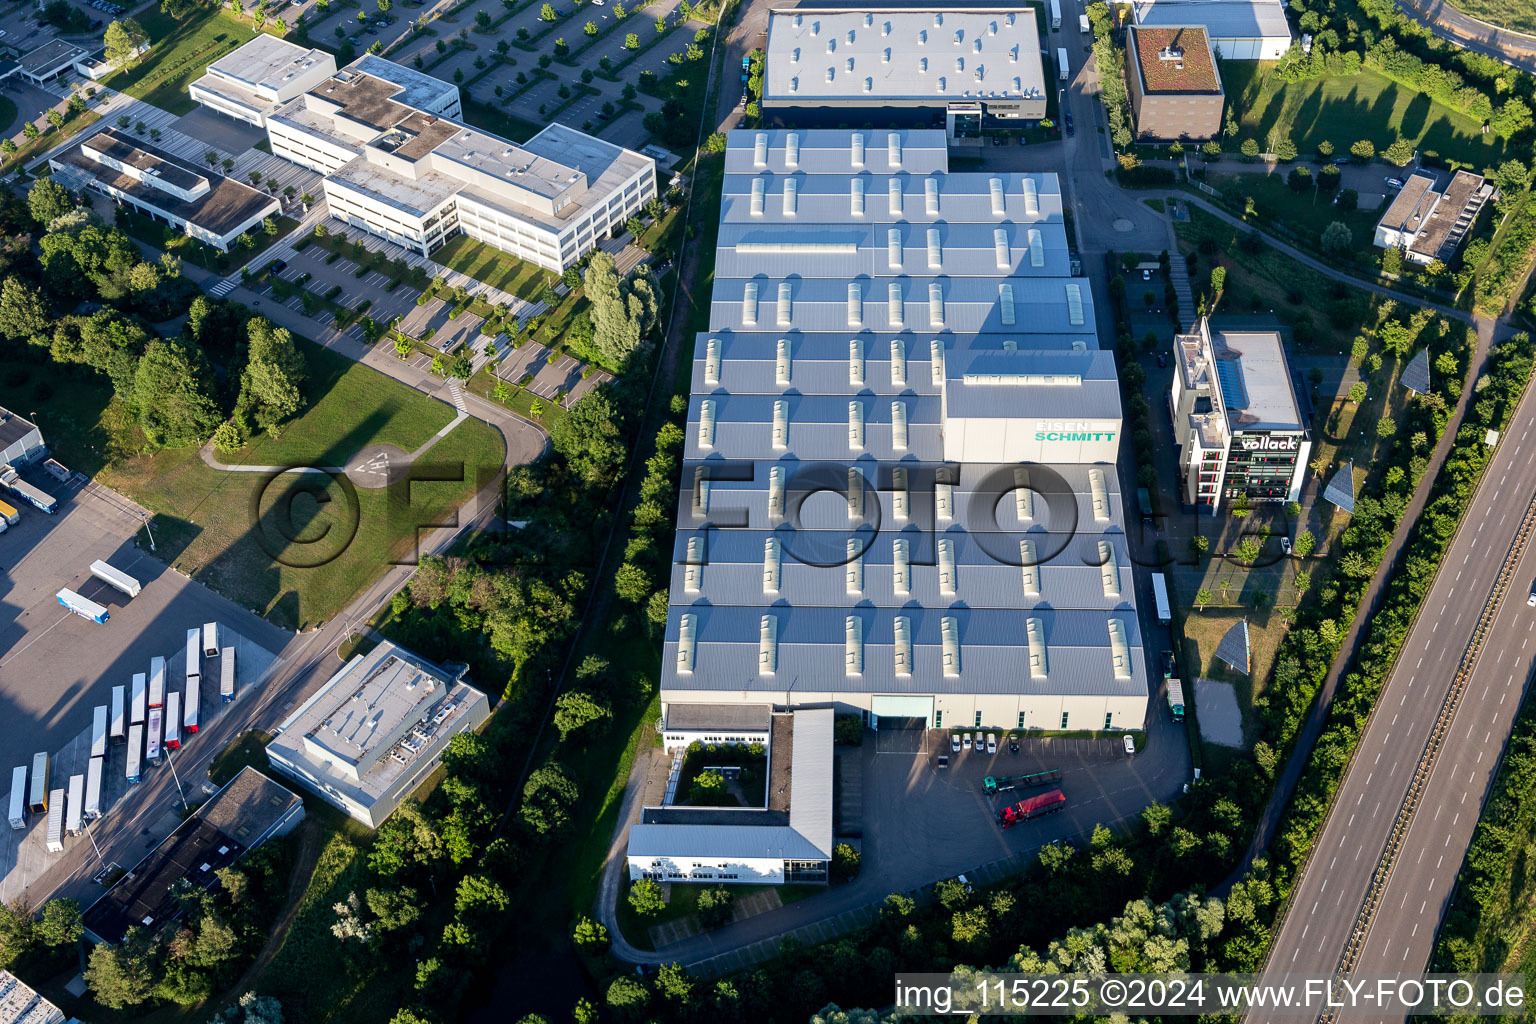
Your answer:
[1022,176,1039,215]
[697,399,716,449]
[845,537,864,593]
[894,616,913,676]
[847,400,865,449]
[845,616,864,676]
[893,537,911,594]
[750,175,766,216]
[772,398,789,449]
[927,226,942,269]
[1028,227,1045,267]
[758,615,778,675]
[1089,468,1110,521]
[937,537,957,596]
[777,281,792,326]
[936,480,954,520]
[994,227,1010,268]
[1067,283,1085,325]
[676,614,697,673]
[775,337,792,385]
[691,467,710,516]
[847,282,863,326]
[753,132,768,167]
[684,536,704,593]
[1026,617,1047,678]
[928,282,944,327]
[704,336,721,384]
[851,131,865,166]
[782,177,798,216]
[891,338,907,386]
[742,281,759,325]
[851,176,866,215]
[891,400,909,450]
[1109,618,1132,678]
[849,338,866,385]
[889,282,904,327]
[931,339,944,384]
[768,464,785,519]
[847,467,864,519]
[941,616,960,677]
[1099,539,1121,598]
[763,536,782,594]
[892,467,909,520]
[1020,538,1041,596]
[999,283,1016,326]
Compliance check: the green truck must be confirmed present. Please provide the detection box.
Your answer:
[982,769,1063,795]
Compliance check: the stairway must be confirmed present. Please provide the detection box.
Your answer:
[1168,250,1197,331]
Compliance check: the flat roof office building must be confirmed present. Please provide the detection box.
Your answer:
[1374,170,1495,266]
[1170,317,1309,510]
[762,9,1048,139]
[662,129,1147,737]
[267,640,490,827]
[49,128,281,252]
[1124,25,1224,141]
[189,34,338,127]
[253,46,656,269]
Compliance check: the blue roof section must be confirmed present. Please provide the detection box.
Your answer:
[1215,359,1248,409]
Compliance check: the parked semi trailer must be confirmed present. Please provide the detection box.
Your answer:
[149,656,165,708]
[44,789,64,852]
[184,677,200,734]
[130,672,146,725]
[65,774,84,836]
[90,559,141,598]
[1167,679,1186,722]
[983,769,1063,795]
[126,725,143,783]
[110,684,126,741]
[164,692,181,750]
[27,753,47,813]
[84,757,103,821]
[186,627,201,680]
[57,589,108,624]
[220,646,236,702]
[999,789,1067,828]
[8,766,25,829]
[146,707,162,765]
[91,705,108,758]
[0,498,18,525]
[1,465,56,514]
[202,622,219,657]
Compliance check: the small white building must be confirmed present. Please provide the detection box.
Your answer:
[0,408,44,467]
[11,39,85,85]
[259,52,657,270]
[1130,0,1292,60]
[661,703,772,751]
[1374,170,1496,266]
[189,34,337,127]
[628,708,833,886]
[266,641,490,828]
[49,128,281,253]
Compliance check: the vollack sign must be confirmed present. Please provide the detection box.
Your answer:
[1239,434,1302,452]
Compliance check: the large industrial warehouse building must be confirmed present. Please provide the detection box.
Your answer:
[661,129,1148,736]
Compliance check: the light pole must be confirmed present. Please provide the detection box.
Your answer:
[164,746,189,813]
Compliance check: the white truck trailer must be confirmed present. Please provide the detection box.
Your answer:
[89,559,141,598]
[27,753,47,813]
[165,692,181,750]
[1050,0,1061,28]
[110,684,126,741]
[0,497,18,526]
[1152,572,1172,625]
[220,646,236,702]
[203,622,220,657]
[57,588,108,624]
[1057,46,1069,81]
[126,725,143,783]
[130,672,146,725]
[184,678,200,734]
[91,705,108,759]
[146,707,162,765]
[186,627,202,680]
[44,789,64,852]
[8,766,25,829]
[1,465,56,514]
[85,757,103,820]
[1079,13,1090,32]
[65,774,84,836]
[149,656,166,708]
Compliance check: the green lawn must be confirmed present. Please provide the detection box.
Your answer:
[433,234,554,300]
[1223,62,1511,170]
[102,9,267,116]
[208,730,274,786]
[3,111,100,175]
[1205,170,1381,247]
[116,208,298,275]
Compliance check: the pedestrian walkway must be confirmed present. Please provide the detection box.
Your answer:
[1167,242,1196,331]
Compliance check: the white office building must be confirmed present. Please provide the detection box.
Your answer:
[762,8,1048,137]
[266,641,490,827]
[49,128,281,252]
[257,49,656,269]
[661,129,1147,737]
[189,34,338,127]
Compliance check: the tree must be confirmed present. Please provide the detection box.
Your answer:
[705,131,727,153]
[1321,220,1352,253]
[1195,587,1213,610]
[1239,138,1259,158]
[38,899,82,946]
[1491,97,1533,140]
[0,278,48,343]
[47,110,64,131]
[1350,138,1375,160]
[1382,137,1414,165]
[689,769,727,804]
[1142,802,1172,836]
[85,929,156,1008]
[625,31,639,48]
[28,177,73,226]
[628,878,665,917]
[645,589,670,626]
[20,121,37,141]
[696,885,734,927]
[540,1,555,17]
[553,690,611,741]
[240,317,308,433]
[521,762,579,833]
[551,387,626,482]
[613,561,650,603]
[572,915,610,953]
[832,842,860,879]
[454,874,510,924]
[1295,525,1317,556]
[134,339,223,448]
[1274,136,1296,161]
[104,18,148,69]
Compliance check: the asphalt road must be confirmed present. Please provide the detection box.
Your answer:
[1395,0,1536,75]
[1253,348,1536,1022]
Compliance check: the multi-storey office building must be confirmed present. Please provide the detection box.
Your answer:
[254,47,656,269]
[188,34,337,127]
[660,129,1148,736]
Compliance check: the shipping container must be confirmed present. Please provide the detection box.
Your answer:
[44,789,64,852]
[8,766,25,830]
[1,465,56,514]
[184,677,201,734]
[0,498,18,525]
[85,757,103,820]
[65,774,84,836]
[146,707,162,764]
[110,684,126,741]
[186,627,201,681]
[91,705,108,759]
[89,560,141,598]
[126,725,143,783]
[203,622,219,658]
[130,672,146,725]
[220,646,236,702]
[164,692,181,750]
[28,752,47,813]
[57,588,108,624]
[149,656,165,708]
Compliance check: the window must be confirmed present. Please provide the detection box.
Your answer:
[934,710,943,727]
[1060,712,1069,729]
[1104,712,1113,730]
[1017,711,1026,728]
[974,711,982,727]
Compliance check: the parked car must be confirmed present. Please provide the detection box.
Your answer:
[1384,176,1405,189]
[1528,579,1536,606]
[1334,157,1351,166]
[1064,112,1075,135]
[1141,268,1151,281]
[950,733,961,753]
[269,259,287,275]
[1008,734,1019,754]
[1156,351,1167,367]
[963,732,973,750]
[1281,536,1292,554]
[986,733,997,755]
[1018,135,1028,146]
[1124,735,1136,755]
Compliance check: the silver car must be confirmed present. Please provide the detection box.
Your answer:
[986,733,997,755]
[963,732,973,750]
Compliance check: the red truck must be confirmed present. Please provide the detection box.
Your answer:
[998,789,1066,828]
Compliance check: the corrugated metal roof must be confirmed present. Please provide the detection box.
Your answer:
[724,128,949,176]
[663,703,773,732]
[788,708,833,855]
[720,172,1064,226]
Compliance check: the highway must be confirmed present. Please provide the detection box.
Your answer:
[1254,342,1536,1023]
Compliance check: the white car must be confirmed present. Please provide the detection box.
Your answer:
[1528,580,1536,607]
[950,733,961,753]
[986,733,997,755]
[963,732,973,750]
[1124,735,1137,755]
[1281,536,1292,555]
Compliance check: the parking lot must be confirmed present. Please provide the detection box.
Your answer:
[259,243,424,326]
